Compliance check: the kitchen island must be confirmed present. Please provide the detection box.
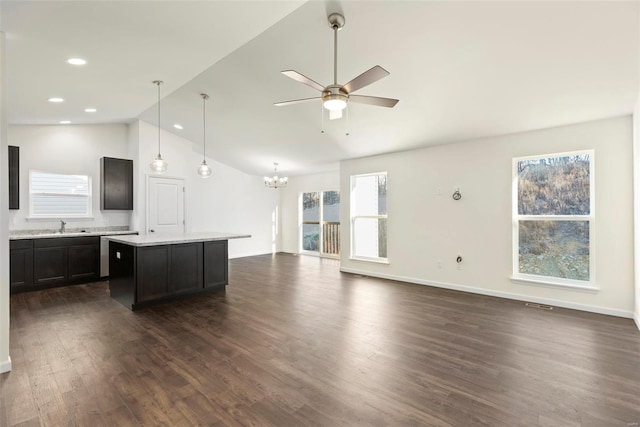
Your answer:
[106,232,250,310]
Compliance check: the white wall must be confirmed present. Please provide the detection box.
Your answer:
[280,171,340,253]
[634,106,640,328]
[341,116,634,318]
[0,32,11,373]
[133,120,280,258]
[7,124,132,231]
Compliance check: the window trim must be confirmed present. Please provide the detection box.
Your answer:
[29,169,93,219]
[511,150,595,290]
[350,171,388,263]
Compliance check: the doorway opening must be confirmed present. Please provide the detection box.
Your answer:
[301,190,340,257]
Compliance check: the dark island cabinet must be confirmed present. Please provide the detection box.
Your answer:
[11,236,100,293]
[101,157,133,210]
[204,240,228,288]
[109,239,228,310]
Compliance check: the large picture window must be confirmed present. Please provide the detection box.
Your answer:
[512,151,594,289]
[351,172,387,262]
[30,170,92,218]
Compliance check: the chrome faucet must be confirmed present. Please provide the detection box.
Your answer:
[59,220,66,233]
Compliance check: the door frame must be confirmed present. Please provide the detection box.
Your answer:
[145,174,187,235]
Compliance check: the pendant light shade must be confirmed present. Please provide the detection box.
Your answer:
[150,80,168,174]
[197,93,212,178]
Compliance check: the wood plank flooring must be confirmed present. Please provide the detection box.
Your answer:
[2,253,640,426]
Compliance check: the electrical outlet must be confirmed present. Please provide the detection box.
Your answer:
[437,260,443,269]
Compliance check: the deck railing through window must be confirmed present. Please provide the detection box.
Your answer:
[322,222,340,255]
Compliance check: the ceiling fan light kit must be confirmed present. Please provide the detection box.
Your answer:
[275,12,398,121]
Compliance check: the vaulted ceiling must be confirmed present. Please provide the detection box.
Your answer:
[2,1,638,176]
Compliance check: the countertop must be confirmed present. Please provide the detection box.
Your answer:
[106,232,251,247]
[10,230,137,240]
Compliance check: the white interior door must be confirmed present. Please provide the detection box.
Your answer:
[148,176,185,235]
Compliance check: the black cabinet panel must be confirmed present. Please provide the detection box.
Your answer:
[8,145,19,210]
[34,247,68,285]
[170,243,203,293]
[10,241,33,288]
[204,240,228,288]
[137,246,170,302]
[101,157,133,210]
[12,237,100,293]
[69,244,99,280]
[109,242,136,309]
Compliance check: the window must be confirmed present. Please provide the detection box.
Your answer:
[30,170,92,217]
[301,190,340,256]
[512,151,594,289]
[351,172,387,262]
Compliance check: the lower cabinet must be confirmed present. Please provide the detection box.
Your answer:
[11,236,100,293]
[109,240,228,310]
[136,242,205,303]
[10,240,33,289]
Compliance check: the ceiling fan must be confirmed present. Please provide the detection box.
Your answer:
[275,13,399,120]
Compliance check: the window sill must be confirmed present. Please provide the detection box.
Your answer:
[510,275,599,292]
[349,256,389,265]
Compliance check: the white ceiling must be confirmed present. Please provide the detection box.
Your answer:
[3,1,638,177]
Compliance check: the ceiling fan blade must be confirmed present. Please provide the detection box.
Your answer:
[349,95,399,108]
[274,97,320,107]
[329,109,342,120]
[281,70,325,92]
[341,65,390,94]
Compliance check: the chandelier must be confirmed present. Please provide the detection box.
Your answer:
[264,162,288,189]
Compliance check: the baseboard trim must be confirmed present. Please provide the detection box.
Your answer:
[634,311,640,331]
[229,251,274,260]
[339,267,634,319]
[0,356,12,374]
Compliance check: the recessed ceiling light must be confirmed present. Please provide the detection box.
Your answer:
[48,97,64,103]
[66,58,86,66]
[174,124,183,130]
[84,108,97,113]
[59,120,71,124]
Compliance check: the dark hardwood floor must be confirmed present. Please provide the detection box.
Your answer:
[2,253,640,426]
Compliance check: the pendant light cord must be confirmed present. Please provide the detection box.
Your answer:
[154,80,163,157]
[203,95,206,160]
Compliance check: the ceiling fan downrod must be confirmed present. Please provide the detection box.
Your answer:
[328,13,345,86]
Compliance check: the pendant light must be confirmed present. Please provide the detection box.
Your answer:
[197,93,212,178]
[264,162,288,188]
[150,80,168,174]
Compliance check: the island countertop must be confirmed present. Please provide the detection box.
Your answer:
[105,232,251,247]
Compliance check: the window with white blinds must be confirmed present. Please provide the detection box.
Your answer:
[29,171,92,217]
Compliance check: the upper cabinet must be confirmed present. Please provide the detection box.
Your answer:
[9,145,19,210]
[101,157,133,210]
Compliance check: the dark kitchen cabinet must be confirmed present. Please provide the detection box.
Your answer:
[135,243,203,303]
[9,145,19,210]
[11,236,100,293]
[101,157,133,210]
[10,240,33,288]
[109,239,228,310]
[204,240,228,288]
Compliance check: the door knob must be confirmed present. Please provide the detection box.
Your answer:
[150,229,155,233]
